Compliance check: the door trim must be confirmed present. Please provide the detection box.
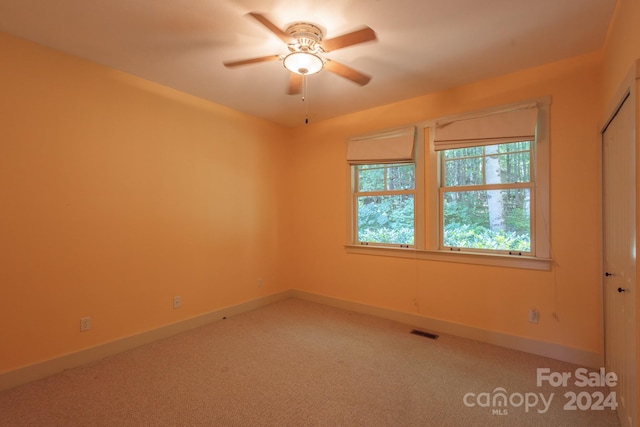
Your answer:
[600,58,640,427]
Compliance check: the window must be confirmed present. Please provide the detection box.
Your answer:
[354,163,415,246]
[346,127,417,248]
[346,97,550,269]
[426,97,551,269]
[440,141,533,254]
[431,100,549,262]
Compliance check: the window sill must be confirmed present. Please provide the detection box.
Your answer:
[344,245,552,271]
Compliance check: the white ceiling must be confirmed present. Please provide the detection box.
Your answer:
[0,0,616,128]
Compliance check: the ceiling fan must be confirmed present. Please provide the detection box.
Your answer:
[224,12,377,95]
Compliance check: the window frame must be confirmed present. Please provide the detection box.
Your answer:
[346,126,425,251]
[346,97,551,271]
[439,141,535,255]
[352,162,417,248]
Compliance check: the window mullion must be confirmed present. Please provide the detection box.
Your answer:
[355,189,415,197]
[442,182,531,193]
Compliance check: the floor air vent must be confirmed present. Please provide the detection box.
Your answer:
[410,329,439,340]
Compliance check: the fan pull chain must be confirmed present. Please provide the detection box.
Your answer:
[302,73,309,124]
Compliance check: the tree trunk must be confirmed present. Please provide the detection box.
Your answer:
[484,146,504,232]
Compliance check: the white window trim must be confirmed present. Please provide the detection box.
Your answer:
[346,96,552,271]
[352,165,416,248]
[438,143,535,256]
[343,245,551,271]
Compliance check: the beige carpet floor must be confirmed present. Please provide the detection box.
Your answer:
[0,298,621,426]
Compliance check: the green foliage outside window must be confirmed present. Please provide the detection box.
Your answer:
[442,142,532,252]
[356,164,415,245]
[353,142,532,251]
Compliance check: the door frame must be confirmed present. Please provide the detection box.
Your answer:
[600,59,640,427]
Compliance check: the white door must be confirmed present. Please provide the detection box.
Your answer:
[603,94,637,427]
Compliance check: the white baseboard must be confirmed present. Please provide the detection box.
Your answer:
[0,290,293,392]
[1,288,602,392]
[290,290,603,369]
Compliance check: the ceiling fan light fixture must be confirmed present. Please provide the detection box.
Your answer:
[283,52,323,75]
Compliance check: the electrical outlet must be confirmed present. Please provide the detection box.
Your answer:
[80,316,91,332]
[257,278,263,288]
[528,309,539,324]
[173,296,182,309]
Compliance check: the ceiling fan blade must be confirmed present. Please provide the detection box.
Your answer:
[320,27,376,52]
[288,73,302,95]
[223,55,281,68]
[247,12,294,44]
[324,60,371,86]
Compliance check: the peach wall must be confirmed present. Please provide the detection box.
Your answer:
[602,0,640,106]
[288,52,604,354]
[0,32,290,373]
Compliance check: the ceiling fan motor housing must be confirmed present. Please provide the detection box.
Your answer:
[283,22,325,75]
[286,22,324,54]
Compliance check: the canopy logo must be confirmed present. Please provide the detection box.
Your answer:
[463,368,618,416]
[463,388,553,414]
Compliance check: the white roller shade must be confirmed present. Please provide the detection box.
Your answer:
[347,126,416,164]
[434,105,538,151]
